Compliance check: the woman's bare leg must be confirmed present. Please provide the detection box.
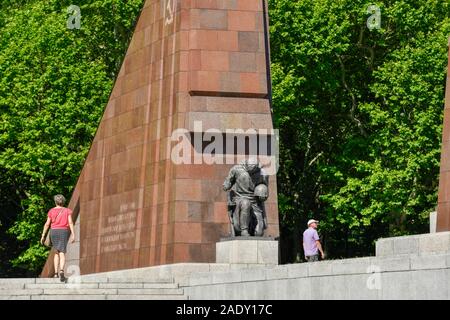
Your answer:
[53,252,59,276]
[59,252,66,273]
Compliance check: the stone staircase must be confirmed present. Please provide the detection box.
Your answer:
[0,276,188,300]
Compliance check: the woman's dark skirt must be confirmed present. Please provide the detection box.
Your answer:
[50,229,70,253]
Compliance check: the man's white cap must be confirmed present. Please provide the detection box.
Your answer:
[307,219,319,226]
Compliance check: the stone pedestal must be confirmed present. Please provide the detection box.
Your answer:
[216,237,278,265]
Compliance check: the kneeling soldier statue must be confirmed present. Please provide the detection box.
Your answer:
[223,158,269,237]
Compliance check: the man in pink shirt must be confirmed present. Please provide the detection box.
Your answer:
[303,219,325,262]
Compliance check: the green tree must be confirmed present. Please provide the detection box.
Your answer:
[0,0,144,275]
[269,0,450,261]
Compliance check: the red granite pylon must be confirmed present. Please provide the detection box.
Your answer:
[41,0,279,276]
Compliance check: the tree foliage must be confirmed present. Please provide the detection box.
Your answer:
[0,0,144,275]
[270,0,450,261]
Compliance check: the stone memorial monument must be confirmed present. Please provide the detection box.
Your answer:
[41,0,279,277]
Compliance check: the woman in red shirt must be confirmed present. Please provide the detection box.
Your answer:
[40,194,75,281]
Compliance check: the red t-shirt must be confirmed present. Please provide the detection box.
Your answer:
[48,207,72,229]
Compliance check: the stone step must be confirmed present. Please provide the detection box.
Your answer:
[41,288,118,295]
[99,283,178,289]
[102,277,174,284]
[25,283,100,289]
[31,295,107,300]
[0,276,186,300]
[116,288,184,295]
[0,284,26,290]
[2,282,179,290]
[2,294,188,300]
[0,295,31,300]
[105,294,187,300]
[21,294,188,300]
[33,277,174,284]
[0,286,184,296]
[0,279,35,284]
[0,289,43,295]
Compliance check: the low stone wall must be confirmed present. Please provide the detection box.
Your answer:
[182,254,449,299]
[76,232,450,299]
[180,232,450,299]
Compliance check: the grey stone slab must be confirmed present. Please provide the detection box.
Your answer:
[447,268,450,299]
[331,257,373,275]
[106,294,186,300]
[0,283,25,290]
[25,283,99,289]
[0,295,30,300]
[230,240,258,264]
[418,232,450,255]
[240,268,266,282]
[394,236,419,255]
[375,238,394,257]
[143,283,179,289]
[0,278,35,284]
[229,264,252,270]
[410,254,448,270]
[380,271,414,300]
[308,260,333,277]
[286,277,312,300]
[321,275,349,300]
[309,275,350,300]
[411,269,448,300]
[175,275,190,287]
[219,236,276,242]
[31,295,106,300]
[216,241,231,263]
[286,263,308,278]
[257,240,278,264]
[225,282,247,300]
[309,276,328,300]
[375,256,410,272]
[239,281,263,300]
[107,277,173,283]
[243,263,269,269]
[77,276,109,283]
[347,274,381,300]
[42,288,117,295]
[217,239,277,264]
[36,277,87,284]
[117,288,183,295]
[99,283,144,289]
[265,265,288,280]
[212,271,241,284]
[159,263,211,278]
[267,278,291,300]
[184,285,207,300]
[208,264,231,273]
[0,289,43,295]
[189,273,213,286]
[376,232,450,258]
